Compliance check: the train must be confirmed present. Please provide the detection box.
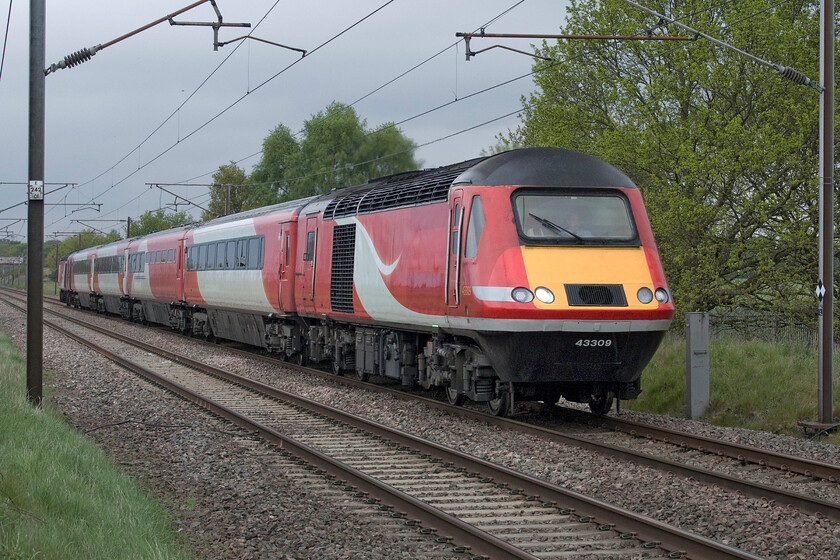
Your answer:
[58,147,674,416]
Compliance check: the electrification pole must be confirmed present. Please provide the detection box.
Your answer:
[817,0,835,428]
[22,2,253,408]
[27,0,45,407]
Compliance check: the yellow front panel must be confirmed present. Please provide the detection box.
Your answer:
[520,246,654,309]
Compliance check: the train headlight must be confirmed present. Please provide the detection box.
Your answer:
[655,288,670,304]
[534,286,555,304]
[511,287,534,303]
[637,287,653,304]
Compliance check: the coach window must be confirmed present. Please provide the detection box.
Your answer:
[198,245,207,270]
[168,249,174,263]
[259,236,265,269]
[247,237,260,270]
[464,196,485,259]
[207,244,216,270]
[225,241,235,269]
[235,239,247,268]
[187,247,197,271]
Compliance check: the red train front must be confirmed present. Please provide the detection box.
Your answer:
[60,147,674,416]
[298,147,673,415]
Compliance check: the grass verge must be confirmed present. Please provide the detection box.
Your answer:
[629,335,840,445]
[0,330,190,560]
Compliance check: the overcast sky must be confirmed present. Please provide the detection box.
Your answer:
[0,0,571,241]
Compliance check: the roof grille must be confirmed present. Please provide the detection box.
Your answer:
[565,284,627,307]
[323,158,485,220]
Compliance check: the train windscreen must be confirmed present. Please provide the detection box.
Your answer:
[513,190,637,245]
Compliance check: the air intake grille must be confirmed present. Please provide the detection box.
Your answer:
[331,224,356,313]
[565,284,627,307]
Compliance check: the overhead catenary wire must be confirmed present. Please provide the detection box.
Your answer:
[46,1,527,235]
[35,0,813,241]
[54,0,765,235]
[62,0,396,226]
[72,0,521,204]
[176,1,531,187]
[51,0,284,208]
[620,0,821,91]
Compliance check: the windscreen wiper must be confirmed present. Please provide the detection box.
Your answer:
[528,213,583,243]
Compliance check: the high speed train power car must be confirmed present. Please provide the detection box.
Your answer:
[59,147,674,416]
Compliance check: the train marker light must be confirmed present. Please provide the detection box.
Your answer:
[511,287,534,303]
[637,287,653,304]
[655,288,670,304]
[535,286,555,304]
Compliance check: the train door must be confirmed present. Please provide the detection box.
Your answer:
[175,240,185,301]
[122,248,130,295]
[298,216,319,314]
[279,221,297,312]
[446,189,464,308]
[86,256,93,293]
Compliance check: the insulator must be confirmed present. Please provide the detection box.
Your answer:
[778,66,808,85]
[63,48,93,69]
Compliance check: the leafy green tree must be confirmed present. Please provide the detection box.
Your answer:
[510,0,837,323]
[128,209,193,237]
[0,239,26,257]
[246,123,301,209]
[202,162,248,221]
[246,102,419,206]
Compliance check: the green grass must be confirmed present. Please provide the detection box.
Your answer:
[0,331,191,560]
[628,334,840,445]
[3,279,59,296]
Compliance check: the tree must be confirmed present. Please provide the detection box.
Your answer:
[246,102,419,206]
[0,239,26,257]
[202,162,248,221]
[245,123,301,209]
[128,209,193,237]
[510,0,837,323]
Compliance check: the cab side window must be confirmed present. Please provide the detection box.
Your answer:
[304,231,316,262]
[464,195,485,259]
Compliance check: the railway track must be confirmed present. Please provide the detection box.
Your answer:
[3,290,764,559]
[38,292,838,521]
[11,289,840,520]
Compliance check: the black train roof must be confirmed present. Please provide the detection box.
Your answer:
[321,147,636,220]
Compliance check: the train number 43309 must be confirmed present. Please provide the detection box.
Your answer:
[575,339,613,347]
